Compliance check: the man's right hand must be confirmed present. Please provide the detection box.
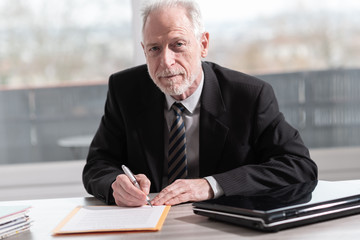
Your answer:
[111,174,151,207]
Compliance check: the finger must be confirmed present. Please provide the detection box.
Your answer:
[112,180,137,207]
[151,179,214,206]
[152,180,186,205]
[113,187,147,207]
[135,174,151,195]
[113,191,146,207]
[164,192,190,205]
[112,175,147,206]
[117,174,146,200]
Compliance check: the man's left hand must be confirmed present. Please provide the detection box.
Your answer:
[151,178,214,206]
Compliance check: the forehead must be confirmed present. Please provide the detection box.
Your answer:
[143,6,195,41]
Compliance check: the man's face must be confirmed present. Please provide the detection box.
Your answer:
[142,6,209,99]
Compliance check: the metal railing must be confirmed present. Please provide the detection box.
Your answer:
[1,68,360,164]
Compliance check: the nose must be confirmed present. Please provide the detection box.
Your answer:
[160,47,175,68]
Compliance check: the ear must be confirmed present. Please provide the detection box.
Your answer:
[200,32,210,58]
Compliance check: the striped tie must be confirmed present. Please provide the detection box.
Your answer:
[168,102,188,184]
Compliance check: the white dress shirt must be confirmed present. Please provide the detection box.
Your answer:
[163,72,224,198]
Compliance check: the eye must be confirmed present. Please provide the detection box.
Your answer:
[175,42,185,48]
[149,46,160,52]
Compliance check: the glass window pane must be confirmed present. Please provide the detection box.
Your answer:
[1,0,360,167]
[0,0,132,164]
[198,0,360,149]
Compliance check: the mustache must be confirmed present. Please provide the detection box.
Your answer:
[156,68,186,78]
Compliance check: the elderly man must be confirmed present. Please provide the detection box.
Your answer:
[83,0,317,207]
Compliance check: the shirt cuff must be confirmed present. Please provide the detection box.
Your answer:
[204,176,224,199]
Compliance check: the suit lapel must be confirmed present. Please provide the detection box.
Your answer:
[199,62,229,177]
[135,80,165,192]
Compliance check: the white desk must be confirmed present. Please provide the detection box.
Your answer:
[1,196,360,240]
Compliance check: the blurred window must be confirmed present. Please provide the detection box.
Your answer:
[1,0,360,165]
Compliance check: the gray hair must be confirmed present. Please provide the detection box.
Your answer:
[141,0,205,39]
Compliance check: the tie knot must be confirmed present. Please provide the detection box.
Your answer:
[172,102,185,116]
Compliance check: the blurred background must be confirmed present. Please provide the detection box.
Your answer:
[0,0,359,200]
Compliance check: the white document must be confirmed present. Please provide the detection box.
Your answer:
[53,205,170,234]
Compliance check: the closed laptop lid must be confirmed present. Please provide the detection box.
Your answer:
[193,180,360,230]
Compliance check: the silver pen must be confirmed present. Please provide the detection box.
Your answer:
[121,165,153,207]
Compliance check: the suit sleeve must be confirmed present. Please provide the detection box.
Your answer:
[82,75,125,204]
[213,82,318,195]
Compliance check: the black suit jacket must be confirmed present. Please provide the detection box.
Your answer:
[83,62,318,204]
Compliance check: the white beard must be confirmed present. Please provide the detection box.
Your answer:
[149,63,200,96]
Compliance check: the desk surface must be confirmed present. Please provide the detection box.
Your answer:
[1,196,360,240]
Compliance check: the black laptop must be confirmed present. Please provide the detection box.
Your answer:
[193,180,360,232]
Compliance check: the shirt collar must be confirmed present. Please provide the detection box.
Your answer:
[165,71,204,114]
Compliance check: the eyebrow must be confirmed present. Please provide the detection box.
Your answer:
[144,42,159,48]
[144,37,188,48]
